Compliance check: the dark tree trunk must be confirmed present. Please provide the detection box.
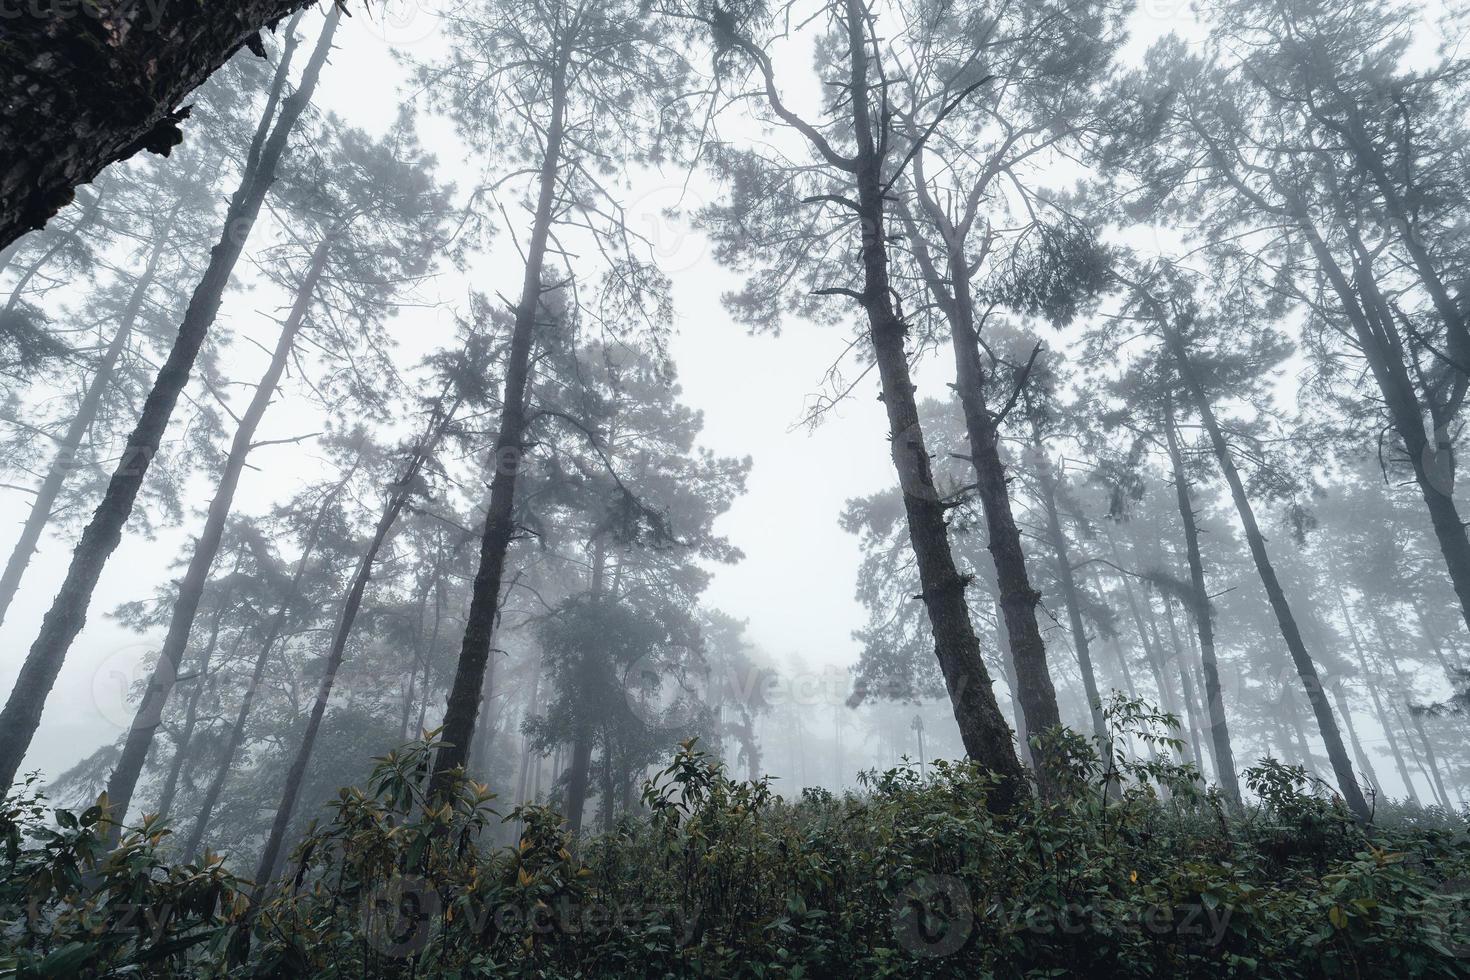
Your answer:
[1162,399,1240,801]
[0,0,319,249]
[895,191,1061,783]
[430,60,569,795]
[0,199,177,628]
[0,9,338,794]
[104,236,330,830]
[562,734,593,836]
[1295,213,1470,635]
[826,0,1023,809]
[182,469,352,860]
[1169,336,1370,822]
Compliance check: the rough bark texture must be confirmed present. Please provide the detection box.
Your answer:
[0,0,318,250]
[0,9,338,794]
[836,0,1024,809]
[1162,400,1240,802]
[0,199,175,628]
[1169,336,1370,822]
[895,191,1062,781]
[430,60,568,795]
[105,236,329,829]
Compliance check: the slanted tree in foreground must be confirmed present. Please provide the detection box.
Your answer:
[690,0,1026,807]
[0,10,340,794]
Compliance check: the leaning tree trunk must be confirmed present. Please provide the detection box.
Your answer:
[155,577,248,818]
[0,0,320,250]
[1337,587,1420,805]
[1161,398,1240,802]
[1169,336,1370,822]
[430,60,569,795]
[254,408,453,889]
[182,465,353,860]
[1295,212,1470,635]
[814,0,1025,809]
[1034,453,1108,747]
[104,236,330,831]
[0,198,179,629]
[0,10,338,794]
[896,191,1062,781]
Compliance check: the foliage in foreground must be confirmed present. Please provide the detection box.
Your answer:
[2,708,1469,978]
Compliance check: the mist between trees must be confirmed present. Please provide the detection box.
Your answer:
[2,0,1470,976]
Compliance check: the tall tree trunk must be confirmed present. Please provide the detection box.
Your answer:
[1168,337,1369,821]
[1162,398,1240,801]
[0,199,179,628]
[1035,454,1108,746]
[1331,683,1383,801]
[0,9,338,794]
[104,236,331,830]
[254,409,452,889]
[993,598,1031,767]
[820,0,1024,808]
[895,193,1061,779]
[182,468,354,860]
[0,1,319,249]
[1160,592,1210,774]
[430,56,570,796]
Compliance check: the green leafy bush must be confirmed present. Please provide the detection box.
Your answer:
[2,707,1468,978]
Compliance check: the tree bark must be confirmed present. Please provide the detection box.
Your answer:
[1337,586,1420,804]
[826,0,1024,808]
[0,0,320,250]
[104,235,331,830]
[0,197,178,628]
[1162,398,1240,801]
[0,8,338,794]
[430,57,569,794]
[1168,335,1370,822]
